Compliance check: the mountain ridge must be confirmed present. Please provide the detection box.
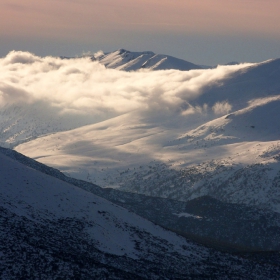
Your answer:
[91,49,203,71]
[2,147,279,278]
[2,146,280,252]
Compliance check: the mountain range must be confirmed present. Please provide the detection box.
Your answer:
[12,54,280,212]
[1,49,280,278]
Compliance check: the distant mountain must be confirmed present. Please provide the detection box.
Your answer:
[92,49,202,71]
[2,148,279,279]
[194,58,280,109]
[224,61,240,65]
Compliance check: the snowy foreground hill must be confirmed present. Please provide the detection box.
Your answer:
[2,147,280,279]
[3,147,280,253]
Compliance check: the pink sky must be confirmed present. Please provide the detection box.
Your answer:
[1,0,279,39]
[1,0,280,64]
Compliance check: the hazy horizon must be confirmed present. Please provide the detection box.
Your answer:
[1,0,280,65]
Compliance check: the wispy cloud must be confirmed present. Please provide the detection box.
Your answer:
[212,101,232,115]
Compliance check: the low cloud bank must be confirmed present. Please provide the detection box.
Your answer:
[0,51,253,125]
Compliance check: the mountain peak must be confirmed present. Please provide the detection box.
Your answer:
[94,49,201,71]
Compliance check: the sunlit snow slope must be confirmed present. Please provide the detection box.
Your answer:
[13,56,280,212]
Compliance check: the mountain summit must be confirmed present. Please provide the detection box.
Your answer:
[92,49,202,71]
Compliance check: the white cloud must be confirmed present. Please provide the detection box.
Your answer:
[212,101,232,115]
[248,96,280,107]
[0,51,253,126]
[93,50,105,58]
[3,50,41,65]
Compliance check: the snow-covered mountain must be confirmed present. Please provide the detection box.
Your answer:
[3,148,279,279]
[0,50,279,212]
[92,49,202,71]
[1,51,280,213]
